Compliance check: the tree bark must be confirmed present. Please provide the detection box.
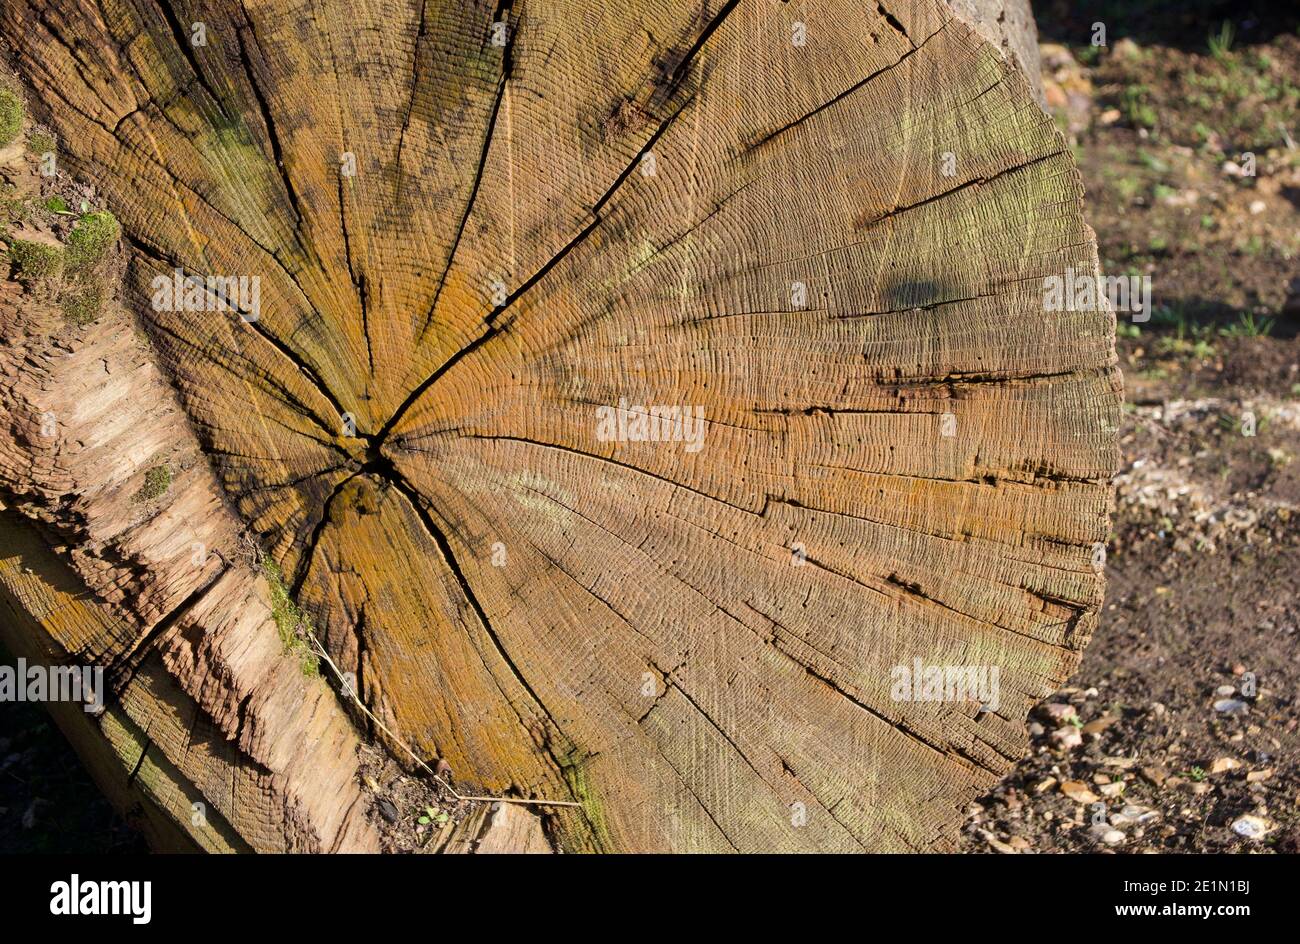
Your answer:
[0,0,1120,853]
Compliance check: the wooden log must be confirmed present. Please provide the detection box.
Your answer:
[0,0,1120,852]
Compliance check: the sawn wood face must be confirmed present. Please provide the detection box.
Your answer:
[2,0,1120,851]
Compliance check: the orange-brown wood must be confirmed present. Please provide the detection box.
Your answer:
[1,0,1119,852]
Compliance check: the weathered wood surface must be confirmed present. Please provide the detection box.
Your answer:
[1,0,1120,853]
[0,274,381,852]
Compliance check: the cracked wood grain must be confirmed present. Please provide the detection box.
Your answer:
[2,0,1119,852]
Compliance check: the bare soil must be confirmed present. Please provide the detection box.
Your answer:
[963,6,1300,854]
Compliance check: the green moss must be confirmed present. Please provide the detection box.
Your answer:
[0,88,22,147]
[260,558,321,677]
[43,196,69,214]
[132,464,172,503]
[559,752,612,851]
[65,211,119,272]
[7,238,64,280]
[27,127,56,158]
[1,198,30,225]
[61,283,103,326]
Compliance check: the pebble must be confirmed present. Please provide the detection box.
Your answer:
[1099,782,1126,797]
[1231,814,1272,839]
[1249,199,1266,215]
[1082,715,1119,735]
[376,797,400,823]
[1215,685,1236,696]
[1213,698,1250,715]
[1224,508,1258,530]
[1061,780,1100,804]
[1050,726,1084,751]
[1112,805,1160,827]
[1209,757,1242,774]
[1089,823,1126,845]
[973,827,1018,854]
[1139,765,1169,786]
[1246,769,1274,783]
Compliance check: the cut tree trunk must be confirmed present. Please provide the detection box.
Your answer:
[0,0,1120,853]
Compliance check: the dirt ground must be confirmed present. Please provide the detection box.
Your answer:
[962,3,1300,854]
[3,4,1299,853]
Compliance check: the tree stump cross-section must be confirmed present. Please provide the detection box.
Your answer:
[1,0,1120,852]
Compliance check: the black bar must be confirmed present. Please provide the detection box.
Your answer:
[7,852,1281,930]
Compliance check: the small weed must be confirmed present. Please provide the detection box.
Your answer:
[132,464,172,503]
[1114,176,1142,204]
[1154,335,1216,359]
[1232,233,1264,257]
[1208,21,1235,62]
[1076,44,1102,67]
[261,558,321,677]
[1119,85,1157,129]
[1137,150,1169,173]
[1151,303,1191,333]
[416,806,448,828]
[1186,765,1207,783]
[1219,312,1274,338]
